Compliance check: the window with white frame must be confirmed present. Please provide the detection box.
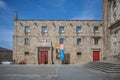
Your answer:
[59,26,64,33]
[25,26,30,34]
[42,26,48,33]
[76,26,82,33]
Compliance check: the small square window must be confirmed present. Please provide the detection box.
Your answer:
[25,38,30,45]
[77,52,81,55]
[24,52,29,56]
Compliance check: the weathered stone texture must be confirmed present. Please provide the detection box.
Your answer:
[13,20,103,64]
[103,0,120,61]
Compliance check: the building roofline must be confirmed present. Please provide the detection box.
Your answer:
[16,19,102,21]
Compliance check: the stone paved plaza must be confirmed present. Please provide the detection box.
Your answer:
[0,65,120,80]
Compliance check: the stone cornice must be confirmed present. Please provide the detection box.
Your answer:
[15,19,102,22]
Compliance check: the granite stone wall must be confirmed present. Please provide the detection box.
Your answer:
[13,20,103,64]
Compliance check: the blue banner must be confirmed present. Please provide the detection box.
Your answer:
[60,50,64,60]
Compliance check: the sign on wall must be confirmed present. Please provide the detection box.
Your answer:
[38,39,51,47]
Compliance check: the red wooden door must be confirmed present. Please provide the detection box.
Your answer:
[93,51,100,61]
[40,51,48,64]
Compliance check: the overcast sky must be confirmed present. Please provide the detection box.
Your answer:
[0,0,102,50]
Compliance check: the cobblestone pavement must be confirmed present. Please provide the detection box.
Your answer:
[58,65,120,80]
[0,64,120,80]
[0,65,58,80]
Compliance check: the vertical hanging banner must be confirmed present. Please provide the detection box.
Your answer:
[56,43,60,59]
[60,44,64,50]
[56,44,60,49]
[60,48,64,60]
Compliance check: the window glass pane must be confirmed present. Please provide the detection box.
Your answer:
[59,38,64,44]
[25,26,30,34]
[94,27,98,32]
[76,26,81,33]
[59,26,64,33]
[94,38,99,45]
[77,52,81,55]
[42,26,47,33]
[24,52,29,55]
[25,38,30,45]
[77,38,81,45]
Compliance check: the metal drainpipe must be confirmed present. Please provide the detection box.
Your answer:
[16,21,18,64]
[51,42,54,64]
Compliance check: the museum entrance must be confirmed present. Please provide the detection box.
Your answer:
[40,51,48,64]
[93,51,100,61]
[38,47,50,64]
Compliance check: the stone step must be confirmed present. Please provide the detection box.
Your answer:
[84,62,120,73]
[87,64,120,69]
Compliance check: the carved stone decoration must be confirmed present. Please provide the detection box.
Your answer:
[38,39,52,47]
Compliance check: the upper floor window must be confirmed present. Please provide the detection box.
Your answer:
[59,38,64,44]
[42,26,48,33]
[77,38,81,45]
[76,26,82,33]
[25,26,30,34]
[94,38,99,45]
[25,38,30,45]
[94,27,99,34]
[59,26,64,33]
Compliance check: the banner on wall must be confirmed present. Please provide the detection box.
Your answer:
[60,49,64,60]
[60,44,64,50]
[56,44,60,49]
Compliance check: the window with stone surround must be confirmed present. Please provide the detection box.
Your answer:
[24,38,30,45]
[59,38,64,44]
[59,26,65,35]
[25,26,30,34]
[94,26,99,34]
[24,52,29,56]
[42,26,48,33]
[77,52,81,56]
[94,38,99,45]
[76,26,82,33]
[77,38,81,45]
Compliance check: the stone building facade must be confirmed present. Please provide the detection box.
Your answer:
[13,0,120,64]
[103,0,120,61]
[13,15,103,64]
